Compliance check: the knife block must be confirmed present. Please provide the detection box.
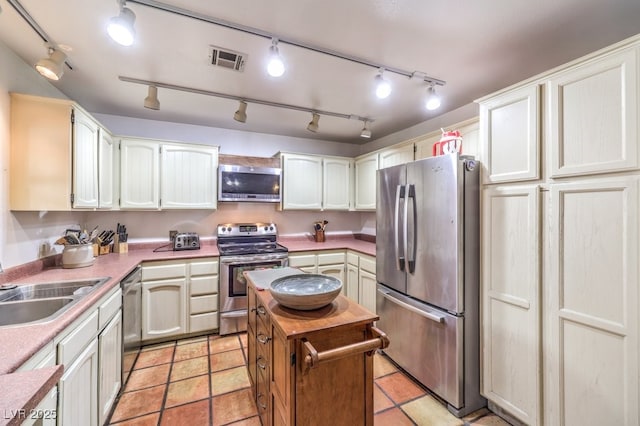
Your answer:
[113,234,128,253]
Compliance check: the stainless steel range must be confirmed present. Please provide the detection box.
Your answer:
[217,223,288,335]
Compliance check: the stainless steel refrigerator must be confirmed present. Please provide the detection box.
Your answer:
[375,153,485,417]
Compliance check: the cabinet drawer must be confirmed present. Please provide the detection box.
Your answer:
[142,261,186,280]
[190,259,219,276]
[190,275,218,296]
[346,251,359,266]
[190,294,218,314]
[99,287,122,329]
[288,254,316,268]
[317,251,345,265]
[190,312,218,332]
[58,310,99,366]
[359,255,376,274]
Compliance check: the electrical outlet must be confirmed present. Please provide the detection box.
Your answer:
[169,230,178,241]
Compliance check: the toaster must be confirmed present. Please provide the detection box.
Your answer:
[173,232,201,250]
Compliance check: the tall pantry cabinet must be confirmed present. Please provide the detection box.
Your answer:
[478,36,640,426]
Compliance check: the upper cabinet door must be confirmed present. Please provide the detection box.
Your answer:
[354,153,378,210]
[98,129,115,209]
[161,144,218,209]
[282,153,323,210]
[323,157,352,210]
[480,84,541,184]
[120,139,160,209]
[548,47,638,178]
[72,108,100,208]
[378,144,414,169]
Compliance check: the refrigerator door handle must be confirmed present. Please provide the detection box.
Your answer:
[394,184,405,271]
[378,288,445,324]
[406,184,417,273]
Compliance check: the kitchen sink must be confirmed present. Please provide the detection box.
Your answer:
[0,277,110,327]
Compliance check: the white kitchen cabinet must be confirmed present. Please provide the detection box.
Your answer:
[119,138,160,209]
[481,185,541,425]
[323,157,352,210]
[545,177,639,426]
[354,153,378,210]
[478,37,640,426]
[142,278,188,340]
[9,93,112,211]
[161,143,218,209]
[98,129,116,209]
[547,47,638,178]
[120,138,218,210]
[281,153,323,209]
[98,311,122,426]
[189,258,220,333]
[281,153,351,210]
[72,109,99,208]
[18,343,57,426]
[357,254,377,314]
[479,84,541,184]
[378,144,414,169]
[288,251,346,281]
[58,338,98,426]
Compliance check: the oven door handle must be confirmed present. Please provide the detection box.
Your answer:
[220,253,289,263]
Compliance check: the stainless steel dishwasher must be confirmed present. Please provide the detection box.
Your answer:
[121,265,142,385]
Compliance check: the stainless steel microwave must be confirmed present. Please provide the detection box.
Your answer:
[218,164,281,202]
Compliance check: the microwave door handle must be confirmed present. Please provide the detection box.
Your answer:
[394,184,405,271]
[407,184,417,273]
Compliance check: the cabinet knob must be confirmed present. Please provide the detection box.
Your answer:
[256,306,267,316]
[257,356,267,370]
[257,393,267,410]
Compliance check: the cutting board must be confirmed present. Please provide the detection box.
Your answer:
[244,267,304,290]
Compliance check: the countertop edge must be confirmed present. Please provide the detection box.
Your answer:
[0,364,63,426]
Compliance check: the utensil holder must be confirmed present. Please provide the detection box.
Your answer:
[99,245,111,255]
[314,229,325,243]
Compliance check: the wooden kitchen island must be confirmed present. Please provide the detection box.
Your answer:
[244,268,388,426]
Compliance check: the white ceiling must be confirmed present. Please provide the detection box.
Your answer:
[1,0,640,144]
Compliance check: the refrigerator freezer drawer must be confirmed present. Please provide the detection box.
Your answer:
[376,284,463,409]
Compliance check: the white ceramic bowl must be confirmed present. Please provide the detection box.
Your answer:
[269,274,342,310]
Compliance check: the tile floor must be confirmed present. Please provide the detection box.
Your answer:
[108,333,511,426]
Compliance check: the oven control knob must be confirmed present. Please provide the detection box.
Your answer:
[269,226,274,231]
[264,226,268,231]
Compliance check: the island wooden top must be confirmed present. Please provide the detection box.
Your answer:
[244,268,378,340]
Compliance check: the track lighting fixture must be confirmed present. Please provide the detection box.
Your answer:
[35,48,67,81]
[425,85,441,110]
[108,0,136,46]
[267,38,285,77]
[360,121,372,139]
[375,69,392,99]
[143,85,160,110]
[120,76,374,138]
[234,100,248,123]
[307,113,320,133]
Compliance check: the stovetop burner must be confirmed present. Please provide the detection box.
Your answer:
[216,223,288,256]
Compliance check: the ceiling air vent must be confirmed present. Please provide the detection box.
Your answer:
[208,46,246,72]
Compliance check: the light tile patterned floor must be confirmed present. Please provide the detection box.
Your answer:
[108,332,512,425]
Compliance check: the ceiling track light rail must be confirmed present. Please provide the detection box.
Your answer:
[6,0,73,71]
[119,75,372,130]
[126,0,445,86]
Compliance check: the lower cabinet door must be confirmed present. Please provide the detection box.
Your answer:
[59,339,98,426]
[98,312,122,426]
[142,279,187,340]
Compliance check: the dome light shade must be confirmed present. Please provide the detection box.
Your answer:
[307,113,320,133]
[234,101,248,123]
[108,6,136,46]
[375,74,391,99]
[144,85,160,110]
[35,49,66,81]
[267,38,285,77]
[425,85,441,110]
